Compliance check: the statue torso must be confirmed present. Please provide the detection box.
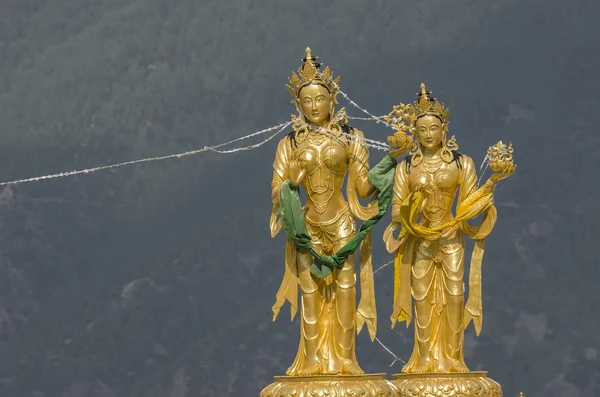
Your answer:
[294,130,349,222]
[409,158,460,226]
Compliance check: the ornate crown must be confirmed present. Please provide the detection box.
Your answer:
[384,83,450,132]
[286,47,340,99]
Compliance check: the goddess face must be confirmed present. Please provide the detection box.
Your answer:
[298,83,333,126]
[415,115,444,152]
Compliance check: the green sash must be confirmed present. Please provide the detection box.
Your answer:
[279,154,397,278]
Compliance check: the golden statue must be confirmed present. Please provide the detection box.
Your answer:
[260,48,404,397]
[383,83,515,397]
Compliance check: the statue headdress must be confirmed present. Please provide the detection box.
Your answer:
[412,83,450,124]
[385,83,458,166]
[385,83,450,131]
[286,47,340,101]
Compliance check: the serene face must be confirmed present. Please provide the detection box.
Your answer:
[415,115,444,151]
[298,83,333,126]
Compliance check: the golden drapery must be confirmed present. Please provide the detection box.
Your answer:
[269,128,378,374]
[384,184,497,336]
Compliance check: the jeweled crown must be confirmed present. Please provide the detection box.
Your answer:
[385,83,451,132]
[286,47,340,99]
[413,83,450,123]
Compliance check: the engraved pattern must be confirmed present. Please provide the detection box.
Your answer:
[384,83,450,134]
[286,47,340,99]
[307,132,328,146]
[386,83,455,169]
[392,373,503,397]
[271,174,284,191]
[423,158,443,174]
[260,375,398,397]
[486,141,515,173]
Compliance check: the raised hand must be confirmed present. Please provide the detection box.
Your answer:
[483,162,516,193]
[486,141,516,184]
[489,162,516,183]
[289,157,306,187]
[387,132,412,159]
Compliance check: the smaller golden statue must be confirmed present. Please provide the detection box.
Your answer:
[383,83,515,397]
[260,48,402,397]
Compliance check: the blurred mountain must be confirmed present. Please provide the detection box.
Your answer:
[0,0,598,396]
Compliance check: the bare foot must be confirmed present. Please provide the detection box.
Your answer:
[408,359,433,374]
[449,360,469,373]
[341,360,364,375]
[297,364,322,376]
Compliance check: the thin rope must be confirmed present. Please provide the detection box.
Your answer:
[478,154,489,186]
[206,127,283,154]
[0,75,409,363]
[332,81,395,130]
[316,126,389,151]
[375,336,407,367]
[290,106,390,151]
[348,115,387,122]
[0,78,398,186]
[373,260,394,274]
[0,122,291,186]
[372,258,406,366]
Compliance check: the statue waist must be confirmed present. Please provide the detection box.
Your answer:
[304,194,348,220]
[305,205,351,227]
[416,234,464,257]
[418,214,457,233]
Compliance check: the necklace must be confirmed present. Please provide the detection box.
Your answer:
[307,131,327,146]
[306,136,335,214]
[422,157,443,174]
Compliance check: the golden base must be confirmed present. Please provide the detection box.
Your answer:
[260,373,398,397]
[391,371,502,397]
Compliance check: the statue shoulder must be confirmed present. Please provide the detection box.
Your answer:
[459,153,474,169]
[342,125,365,146]
[273,133,295,157]
[345,125,368,138]
[283,129,303,150]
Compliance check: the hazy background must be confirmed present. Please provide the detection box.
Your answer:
[0,1,598,396]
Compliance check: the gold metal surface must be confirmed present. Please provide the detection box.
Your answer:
[260,374,398,397]
[392,371,502,397]
[384,83,515,384]
[268,48,404,378]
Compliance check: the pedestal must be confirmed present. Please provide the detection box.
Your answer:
[391,371,502,397]
[260,373,398,397]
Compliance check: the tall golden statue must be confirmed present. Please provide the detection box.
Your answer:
[383,84,515,397]
[260,48,404,397]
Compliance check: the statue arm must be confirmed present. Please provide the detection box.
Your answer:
[349,128,377,199]
[270,138,292,237]
[271,173,284,205]
[457,155,479,208]
[271,138,291,206]
[391,160,410,223]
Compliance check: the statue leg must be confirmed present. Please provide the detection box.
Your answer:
[445,294,468,372]
[334,253,363,374]
[441,239,468,372]
[331,212,362,375]
[408,249,436,373]
[293,248,325,376]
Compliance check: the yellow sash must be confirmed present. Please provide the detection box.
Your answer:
[384,186,497,336]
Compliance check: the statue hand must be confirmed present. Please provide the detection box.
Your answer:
[387,133,412,159]
[289,158,306,187]
[489,163,516,183]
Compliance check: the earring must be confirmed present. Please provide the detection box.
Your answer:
[441,133,459,163]
[409,139,423,167]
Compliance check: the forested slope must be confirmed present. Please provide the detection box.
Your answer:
[0,1,598,396]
